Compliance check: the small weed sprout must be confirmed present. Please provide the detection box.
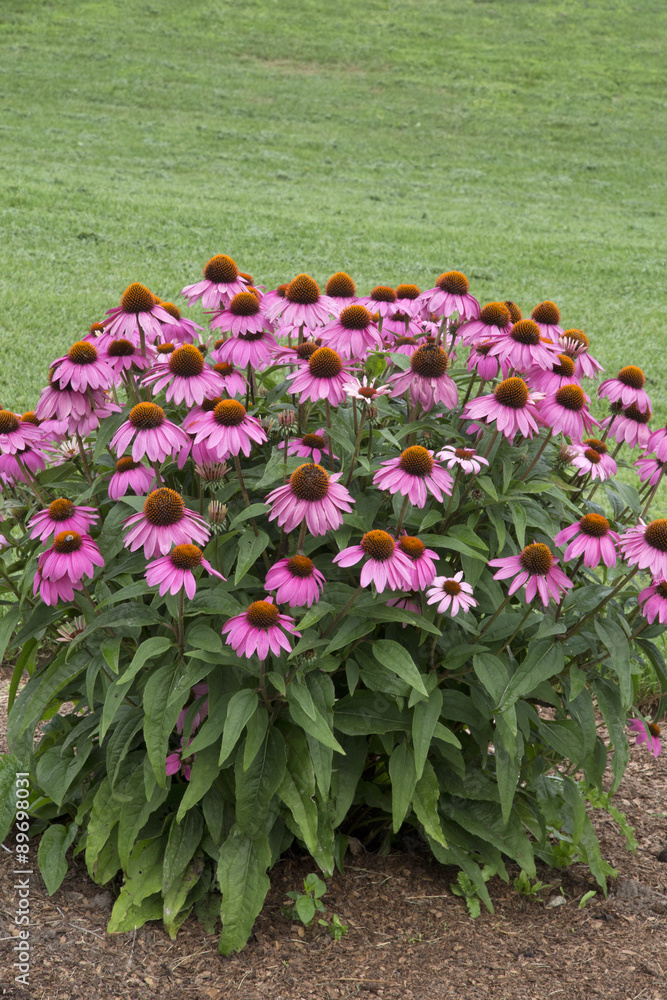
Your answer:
[513,870,553,901]
[282,873,348,940]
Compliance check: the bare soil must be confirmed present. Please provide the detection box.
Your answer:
[1,674,666,1000]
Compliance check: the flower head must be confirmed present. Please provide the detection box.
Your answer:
[28,498,98,543]
[569,438,617,480]
[417,271,480,321]
[619,519,667,578]
[628,719,661,758]
[333,529,413,593]
[123,487,210,557]
[264,556,326,607]
[602,403,652,450]
[530,300,563,340]
[457,301,512,345]
[187,399,267,459]
[426,572,477,616]
[265,274,334,331]
[388,344,458,411]
[166,738,195,781]
[108,457,155,501]
[463,377,543,442]
[538,384,599,439]
[104,283,178,343]
[324,271,357,313]
[265,463,354,535]
[181,254,249,310]
[598,366,651,414]
[489,542,573,606]
[554,513,620,568]
[49,341,114,393]
[222,598,301,659]
[142,344,223,407]
[279,429,337,466]
[484,319,558,372]
[34,531,104,606]
[398,535,439,590]
[285,347,353,405]
[435,445,489,476]
[373,447,454,507]
[0,409,46,454]
[557,329,604,380]
[638,580,667,625]
[111,402,191,468]
[145,543,224,599]
[319,304,382,358]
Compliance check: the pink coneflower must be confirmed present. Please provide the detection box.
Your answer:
[457,302,513,346]
[373,446,454,507]
[187,399,267,459]
[634,455,666,487]
[35,378,98,423]
[142,344,223,406]
[463,377,543,442]
[425,573,477,616]
[265,274,334,330]
[166,738,195,781]
[61,396,121,439]
[527,353,579,393]
[209,293,277,361]
[557,330,604,380]
[530,301,563,341]
[145,543,224,598]
[467,341,503,381]
[155,301,204,344]
[264,555,326,607]
[381,311,424,340]
[55,615,87,643]
[638,580,667,625]
[34,530,104,605]
[319,304,382,358]
[646,425,667,462]
[358,285,398,320]
[28,498,98,543]
[265,463,354,535]
[484,319,558,372]
[123,487,210,557]
[398,535,439,590]
[342,375,392,404]
[111,402,191,467]
[324,272,357,314]
[108,457,155,500]
[207,360,248,397]
[435,445,489,476]
[222,598,301,659]
[104,283,178,344]
[569,439,617,480]
[619,519,667,578]
[0,443,48,485]
[388,344,458,411]
[181,254,249,310]
[418,271,480,321]
[0,410,43,454]
[97,335,156,375]
[601,403,652,449]
[270,340,319,367]
[628,718,662,758]
[177,683,209,736]
[333,529,413,593]
[538,384,599,439]
[554,513,620,568]
[286,347,353,405]
[278,428,337,465]
[598,366,651,413]
[389,335,420,358]
[49,341,114,392]
[489,542,573,606]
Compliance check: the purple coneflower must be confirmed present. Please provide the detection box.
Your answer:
[527,353,578,393]
[111,402,191,467]
[142,344,223,407]
[222,598,301,659]
[557,330,604,380]
[319,304,382,358]
[638,580,667,625]
[123,487,210,557]
[342,375,392,404]
[554,513,620,568]
[457,301,513,346]
[166,738,195,781]
[357,285,398,320]
[181,254,249,310]
[278,429,337,466]
[0,443,48,485]
[209,292,276,359]
[569,439,617,481]
[155,301,203,345]
[177,683,209,736]
[265,463,354,535]
[28,498,98,543]
[530,301,563,341]
[145,543,224,598]
[598,366,651,413]
[264,555,325,607]
[601,404,652,450]
[394,283,424,317]
[425,573,477,617]
[467,341,503,381]
[208,360,248,397]
[389,335,420,358]
[0,410,43,454]
[34,531,104,605]
[388,344,458,411]
[97,335,156,375]
[436,445,489,476]
[265,274,334,331]
[619,519,667,578]
[187,399,267,459]
[323,272,357,315]
[108,457,155,500]
[398,535,439,590]
[463,377,542,443]
[418,271,479,321]
[484,319,558,372]
[373,446,453,507]
[49,341,114,393]
[489,542,573,606]
[333,529,413,593]
[286,347,353,405]
[538,384,599,439]
[634,455,666,487]
[628,719,661,758]
[646,425,667,463]
[104,283,178,344]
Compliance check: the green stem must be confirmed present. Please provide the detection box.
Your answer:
[478,593,513,637]
[345,411,367,488]
[325,399,335,471]
[563,566,640,641]
[498,605,533,655]
[518,429,553,482]
[640,469,666,521]
[296,519,307,555]
[320,585,363,639]
[396,495,410,534]
[15,457,47,505]
[177,589,185,652]
[76,431,93,486]
[233,455,270,570]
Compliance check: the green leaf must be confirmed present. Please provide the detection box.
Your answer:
[101,637,174,741]
[243,705,269,771]
[116,764,169,870]
[287,689,345,754]
[218,828,272,954]
[496,640,565,712]
[595,619,632,709]
[295,894,316,925]
[143,659,185,787]
[412,687,444,780]
[186,623,222,653]
[176,744,222,822]
[219,690,259,767]
[10,650,89,743]
[38,822,78,895]
[278,730,319,855]
[235,729,286,837]
[288,680,317,721]
[107,838,166,931]
[507,500,527,548]
[164,854,206,939]
[234,528,270,584]
[372,639,428,696]
[334,692,409,736]
[412,760,447,848]
[476,475,498,501]
[7,638,37,713]
[0,754,25,844]
[163,809,204,898]
[106,708,143,787]
[100,635,122,674]
[389,743,417,833]
[473,653,510,704]
[228,502,269,530]
[35,744,89,807]
[332,735,367,826]
[85,778,121,882]
[0,604,20,664]
[592,677,629,794]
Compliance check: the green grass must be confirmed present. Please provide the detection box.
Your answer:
[1,0,665,424]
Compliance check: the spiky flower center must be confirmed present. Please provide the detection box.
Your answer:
[621,404,651,425]
[160,302,182,320]
[246,600,280,629]
[116,457,141,473]
[53,530,83,554]
[579,513,610,537]
[295,342,318,360]
[301,433,327,449]
[399,446,434,477]
[169,344,205,378]
[339,305,373,330]
[0,411,20,434]
[90,322,105,334]
[649,722,661,738]
[143,488,185,526]
[510,319,541,346]
[286,274,320,305]
[645,520,667,553]
[107,338,137,358]
[67,341,98,365]
[555,385,586,411]
[494,377,529,409]
[276,284,288,298]
[325,272,356,298]
[21,412,40,425]
[480,302,511,328]
[157,343,175,354]
[436,271,469,295]
[504,301,523,323]
[519,542,553,575]
[455,448,475,460]
[213,400,246,427]
[48,498,75,521]
[531,301,560,325]
[361,530,396,561]
[287,555,315,578]
[129,403,165,430]
[617,365,646,389]
[583,438,607,455]
[396,284,420,299]
[583,448,602,464]
[562,329,589,348]
[170,544,203,570]
[358,387,377,398]
[443,579,462,595]
[410,344,449,378]
[229,291,261,316]
[290,463,330,501]
[399,536,425,560]
[394,336,417,347]
[121,283,155,314]
[552,354,576,377]
[204,254,239,283]
[475,342,492,356]
[195,399,220,418]
[369,285,397,303]
[309,347,343,379]
[656,583,667,598]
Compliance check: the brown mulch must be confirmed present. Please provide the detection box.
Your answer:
[1,671,666,1000]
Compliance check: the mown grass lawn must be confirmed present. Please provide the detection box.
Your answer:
[1,0,665,428]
